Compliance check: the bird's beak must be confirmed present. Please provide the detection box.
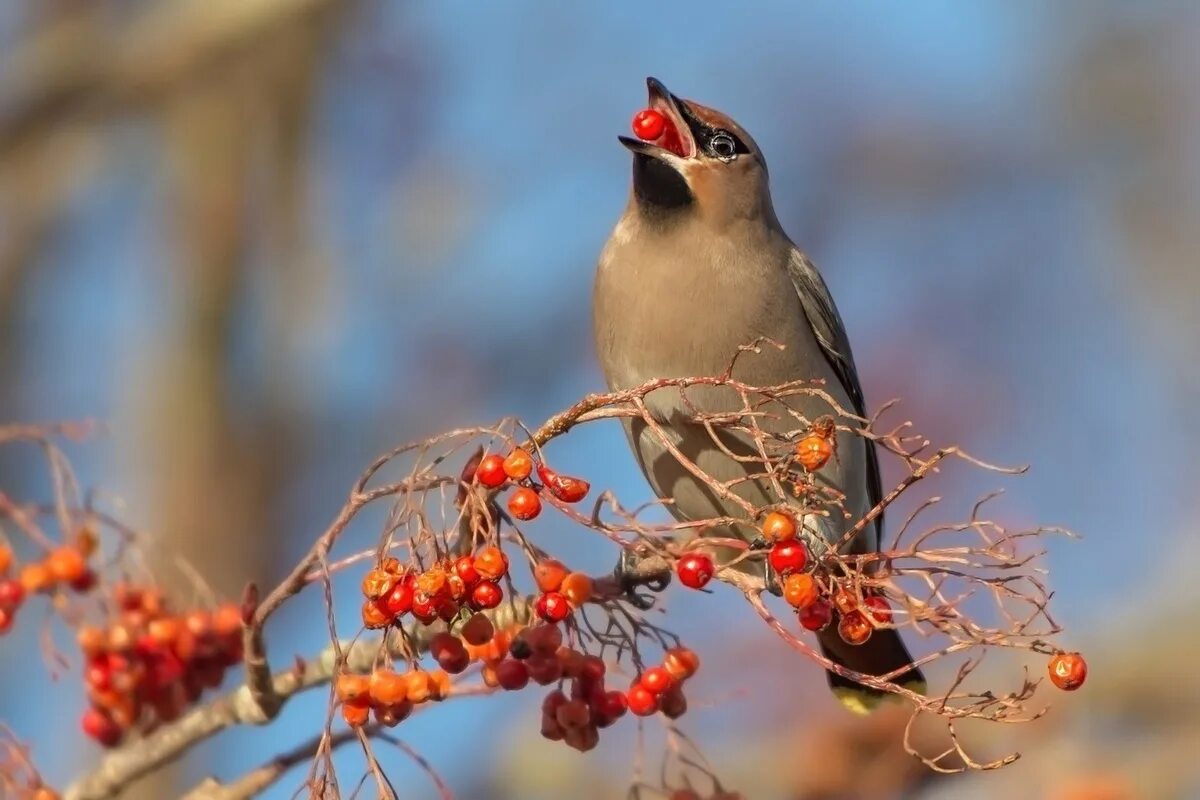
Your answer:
[618,76,698,161]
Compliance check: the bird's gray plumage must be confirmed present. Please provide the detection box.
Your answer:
[593,78,923,712]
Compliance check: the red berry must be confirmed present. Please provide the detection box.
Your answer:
[663,647,700,681]
[460,612,494,646]
[676,552,715,589]
[384,575,414,617]
[632,108,667,141]
[863,595,893,624]
[0,578,25,609]
[507,487,542,521]
[626,685,659,716]
[452,555,480,586]
[799,599,833,632]
[596,689,628,723]
[535,591,571,623]
[537,464,590,503]
[81,707,122,747]
[0,607,14,634]
[410,591,439,624]
[470,580,503,610]
[1048,651,1087,691]
[659,685,688,719]
[495,659,530,691]
[475,454,508,488]
[639,666,675,695]
[533,559,568,593]
[768,541,808,576]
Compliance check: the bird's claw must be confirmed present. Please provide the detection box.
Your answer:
[613,549,669,609]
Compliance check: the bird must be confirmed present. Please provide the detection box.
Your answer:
[592,77,925,714]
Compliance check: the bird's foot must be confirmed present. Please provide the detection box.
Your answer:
[748,535,772,551]
[764,560,783,596]
[612,548,671,610]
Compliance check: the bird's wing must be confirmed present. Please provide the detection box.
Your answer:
[786,248,883,547]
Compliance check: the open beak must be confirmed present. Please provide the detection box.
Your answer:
[619,77,698,160]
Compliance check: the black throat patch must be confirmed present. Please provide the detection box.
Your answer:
[632,153,693,216]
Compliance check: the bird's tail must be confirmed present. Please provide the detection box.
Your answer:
[817,624,926,715]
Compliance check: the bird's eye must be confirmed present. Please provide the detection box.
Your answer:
[710,132,737,161]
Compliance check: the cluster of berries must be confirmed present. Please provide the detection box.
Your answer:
[674,510,895,647]
[78,588,244,747]
[335,665,454,728]
[532,558,592,624]
[0,537,98,633]
[474,447,590,522]
[624,646,699,718]
[360,548,510,630]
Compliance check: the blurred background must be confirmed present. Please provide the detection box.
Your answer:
[1,1,1198,798]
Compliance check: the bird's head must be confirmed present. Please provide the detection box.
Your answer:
[619,77,773,227]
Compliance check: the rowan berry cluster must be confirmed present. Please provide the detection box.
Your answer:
[475,447,591,522]
[77,587,245,747]
[0,535,98,633]
[359,546,510,630]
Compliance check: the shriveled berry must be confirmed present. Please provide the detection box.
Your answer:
[762,511,797,543]
[507,487,542,521]
[473,547,509,580]
[373,700,412,727]
[633,108,667,140]
[799,599,833,632]
[796,434,834,472]
[838,610,873,646]
[361,598,391,629]
[475,454,508,488]
[502,448,534,481]
[535,591,571,623]
[537,464,589,503]
[1048,651,1087,691]
[832,587,858,615]
[527,653,564,685]
[769,541,808,576]
[556,698,592,730]
[676,552,714,589]
[526,622,563,656]
[783,573,819,609]
[563,723,599,753]
[360,568,395,600]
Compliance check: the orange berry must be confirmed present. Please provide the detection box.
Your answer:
[796,434,833,472]
[837,610,873,646]
[361,598,391,629]
[213,603,243,637]
[1048,651,1087,691]
[148,617,182,646]
[46,546,87,584]
[341,700,370,727]
[502,448,534,481]
[481,663,500,688]
[473,547,509,580]
[19,561,53,594]
[415,566,448,598]
[663,646,701,681]
[762,511,797,543]
[481,628,512,663]
[77,625,106,657]
[832,587,858,615]
[560,572,594,607]
[334,672,371,703]
[428,668,452,700]
[533,559,568,593]
[369,669,408,707]
[405,670,434,703]
[0,544,12,575]
[782,573,819,609]
[360,568,395,600]
[507,487,542,521]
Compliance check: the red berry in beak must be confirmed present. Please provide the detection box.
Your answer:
[632,109,666,141]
